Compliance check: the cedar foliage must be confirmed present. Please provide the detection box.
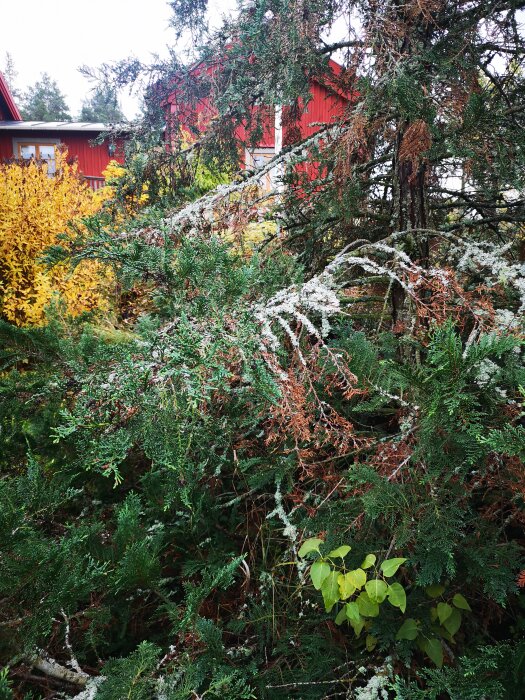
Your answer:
[1,1,525,699]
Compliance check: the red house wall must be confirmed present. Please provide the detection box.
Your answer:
[0,130,124,178]
[166,58,353,168]
[171,82,349,149]
[290,82,348,140]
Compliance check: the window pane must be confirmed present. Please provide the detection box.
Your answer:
[39,145,57,175]
[247,149,275,191]
[39,145,55,160]
[44,158,57,176]
[20,144,36,159]
[252,150,274,168]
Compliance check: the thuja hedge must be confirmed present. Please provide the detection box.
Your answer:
[1,227,524,699]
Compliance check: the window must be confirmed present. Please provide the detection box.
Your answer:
[245,147,276,191]
[15,140,58,176]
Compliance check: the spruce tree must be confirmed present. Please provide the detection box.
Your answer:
[79,84,124,123]
[20,72,71,121]
[2,52,20,100]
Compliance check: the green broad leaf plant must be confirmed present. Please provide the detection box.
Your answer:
[410,584,471,667]
[395,584,472,667]
[299,539,472,667]
[299,538,407,647]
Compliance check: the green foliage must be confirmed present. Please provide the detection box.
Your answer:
[97,642,161,700]
[3,0,525,696]
[393,643,525,699]
[299,538,407,633]
[0,454,107,634]
[79,84,124,123]
[300,537,478,668]
[2,51,20,101]
[0,668,13,700]
[1,232,524,699]
[20,72,71,121]
[395,585,473,668]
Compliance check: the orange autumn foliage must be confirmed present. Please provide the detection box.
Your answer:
[0,152,113,326]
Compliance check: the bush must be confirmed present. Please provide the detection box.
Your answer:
[0,152,112,325]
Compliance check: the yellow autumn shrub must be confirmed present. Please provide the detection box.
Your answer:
[95,159,149,221]
[221,220,278,255]
[0,152,113,326]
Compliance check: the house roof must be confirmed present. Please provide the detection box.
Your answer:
[0,72,22,121]
[0,121,125,131]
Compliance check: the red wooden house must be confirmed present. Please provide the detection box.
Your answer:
[1,55,353,194]
[0,71,125,189]
[164,57,354,187]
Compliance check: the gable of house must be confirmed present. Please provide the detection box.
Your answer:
[162,59,357,190]
[166,58,352,144]
[0,71,22,121]
[164,57,354,186]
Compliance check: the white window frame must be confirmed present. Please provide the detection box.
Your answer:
[245,147,276,191]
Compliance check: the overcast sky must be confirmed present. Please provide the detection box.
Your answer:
[1,0,233,119]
